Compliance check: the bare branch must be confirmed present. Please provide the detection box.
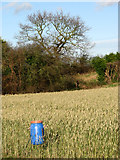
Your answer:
[16,10,93,57]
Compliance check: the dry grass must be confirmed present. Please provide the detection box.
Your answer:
[2,86,118,158]
[74,72,98,82]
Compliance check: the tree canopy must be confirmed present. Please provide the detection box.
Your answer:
[17,10,92,58]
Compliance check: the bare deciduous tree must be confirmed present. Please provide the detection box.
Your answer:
[17,10,92,57]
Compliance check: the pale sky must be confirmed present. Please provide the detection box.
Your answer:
[1,1,118,56]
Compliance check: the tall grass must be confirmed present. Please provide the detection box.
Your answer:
[2,87,118,158]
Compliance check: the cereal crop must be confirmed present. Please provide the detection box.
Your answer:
[2,86,118,158]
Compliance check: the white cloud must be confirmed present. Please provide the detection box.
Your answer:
[95,38,118,44]
[1,1,18,10]
[96,0,118,9]
[90,38,118,56]
[3,2,17,8]
[1,2,32,14]
[14,3,32,14]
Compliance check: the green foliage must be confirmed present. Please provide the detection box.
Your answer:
[2,36,119,94]
[116,52,120,60]
[1,39,11,56]
[104,52,119,63]
[91,52,119,84]
[91,57,107,83]
[2,40,82,94]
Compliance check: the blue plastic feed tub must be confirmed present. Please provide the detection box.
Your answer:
[30,121,44,145]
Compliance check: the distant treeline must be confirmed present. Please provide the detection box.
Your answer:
[1,39,120,94]
[2,39,92,94]
[91,52,120,83]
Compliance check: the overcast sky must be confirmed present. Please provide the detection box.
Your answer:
[1,0,118,56]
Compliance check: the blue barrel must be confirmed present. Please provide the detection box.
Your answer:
[30,121,44,145]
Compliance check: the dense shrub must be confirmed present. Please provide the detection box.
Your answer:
[104,52,120,63]
[2,37,119,94]
[91,57,107,83]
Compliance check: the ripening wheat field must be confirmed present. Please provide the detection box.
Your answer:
[2,86,118,158]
